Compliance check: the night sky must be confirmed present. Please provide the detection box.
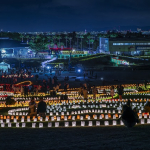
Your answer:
[1,0,150,32]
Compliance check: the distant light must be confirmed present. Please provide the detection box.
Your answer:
[101,78,103,80]
[78,69,81,73]
[47,66,51,69]
[72,49,75,52]
[1,49,6,53]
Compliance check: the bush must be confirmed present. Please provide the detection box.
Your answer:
[5,96,16,106]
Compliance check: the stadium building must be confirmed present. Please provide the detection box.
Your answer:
[99,37,150,56]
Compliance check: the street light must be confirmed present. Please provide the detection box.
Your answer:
[1,49,6,53]
[78,69,81,73]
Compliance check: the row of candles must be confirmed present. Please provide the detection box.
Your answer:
[0,118,149,128]
[0,98,147,108]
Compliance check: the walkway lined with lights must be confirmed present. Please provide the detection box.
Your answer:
[0,83,150,128]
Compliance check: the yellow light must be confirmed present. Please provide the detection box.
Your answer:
[16,81,32,86]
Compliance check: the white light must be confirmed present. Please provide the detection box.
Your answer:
[21,118,24,122]
[55,122,59,127]
[81,121,85,126]
[65,122,69,127]
[14,118,17,123]
[99,115,103,119]
[8,123,11,127]
[139,114,142,119]
[27,118,30,122]
[113,115,116,119]
[45,117,49,121]
[104,121,109,126]
[6,119,10,123]
[78,69,81,73]
[48,122,52,127]
[50,112,53,116]
[141,119,144,124]
[34,118,37,122]
[57,117,60,121]
[72,121,76,127]
[80,116,83,120]
[64,116,67,121]
[113,120,117,125]
[120,120,124,125]
[96,121,100,126]
[22,123,26,128]
[40,117,43,121]
[147,119,150,123]
[39,123,43,128]
[32,123,36,128]
[16,123,19,127]
[105,115,108,119]
[94,115,97,119]
[72,116,75,120]
[1,49,6,53]
[1,123,5,127]
[88,121,93,126]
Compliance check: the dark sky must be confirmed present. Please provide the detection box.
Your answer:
[1,0,150,32]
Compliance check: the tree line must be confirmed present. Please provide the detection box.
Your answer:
[0,31,146,53]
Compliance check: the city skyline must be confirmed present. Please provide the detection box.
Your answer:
[1,0,150,32]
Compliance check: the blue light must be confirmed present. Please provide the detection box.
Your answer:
[78,69,81,73]
[47,66,51,69]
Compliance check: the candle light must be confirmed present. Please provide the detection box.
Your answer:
[48,122,52,127]
[88,121,93,126]
[72,121,76,127]
[32,123,36,128]
[16,123,19,127]
[104,121,109,126]
[8,123,11,127]
[39,123,43,128]
[65,122,69,127]
[1,123,5,127]
[81,121,85,126]
[113,120,117,125]
[22,123,26,128]
[55,122,59,127]
[96,121,100,126]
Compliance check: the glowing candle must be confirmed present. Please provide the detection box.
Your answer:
[32,123,36,128]
[113,120,117,125]
[55,122,59,127]
[8,123,11,127]
[39,123,43,128]
[65,122,69,127]
[1,123,5,127]
[22,123,26,127]
[141,119,144,124]
[96,121,100,126]
[81,121,85,126]
[71,121,76,127]
[16,123,19,127]
[104,121,109,126]
[88,121,93,126]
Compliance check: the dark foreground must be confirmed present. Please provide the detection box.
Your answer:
[0,125,150,150]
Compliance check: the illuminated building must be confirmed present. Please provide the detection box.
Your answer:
[99,37,150,56]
